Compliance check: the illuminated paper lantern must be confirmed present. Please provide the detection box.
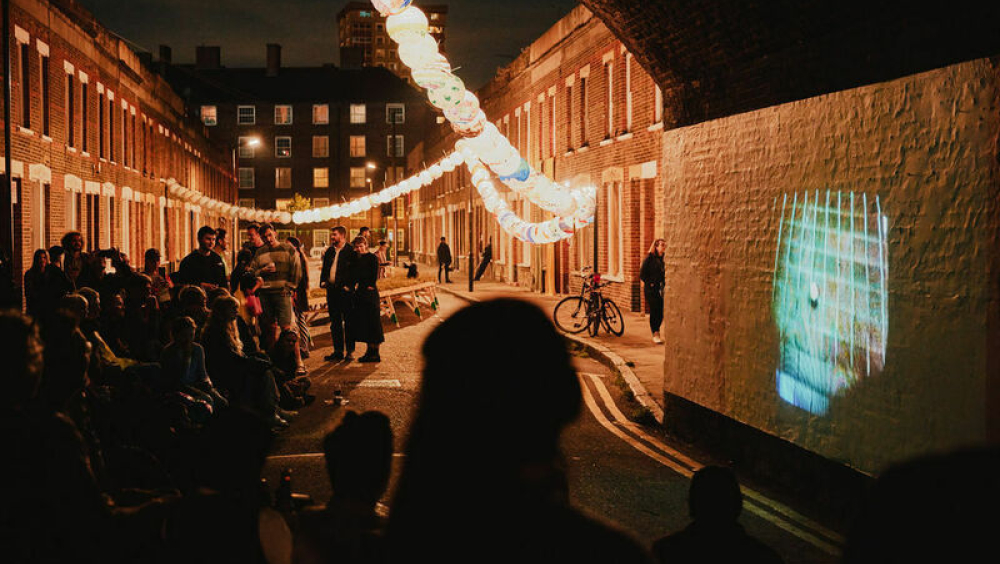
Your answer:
[371,0,412,16]
[386,7,428,43]
[398,35,439,69]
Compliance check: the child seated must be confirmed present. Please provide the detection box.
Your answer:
[161,316,228,409]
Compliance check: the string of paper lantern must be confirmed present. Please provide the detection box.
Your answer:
[378,0,597,242]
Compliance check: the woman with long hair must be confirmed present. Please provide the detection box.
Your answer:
[23,249,49,319]
[285,236,312,367]
[640,238,667,344]
[347,237,384,363]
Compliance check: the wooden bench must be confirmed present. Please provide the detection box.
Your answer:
[305,282,439,327]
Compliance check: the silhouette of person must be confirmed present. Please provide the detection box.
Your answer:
[296,410,394,564]
[651,466,782,564]
[386,298,653,563]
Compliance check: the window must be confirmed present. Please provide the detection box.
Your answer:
[312,136,329,158]
[275,199,292,211]
[350,135,365,157]
[579,77,588,145]
[238,198,255,209]
[239,136,256,158]
[201,105,217,126]
[313,104,329,124]
[360,10,372,17]
[238,105,256,125]
[654,85,663,124]
[275,167,292,189]
[81,82,88,152]
[239,167,255,189]
[313,168,329,188]
[65,73,75,147]
[313,229,330,249]
[607,182,622,277]
[625,54,633,132]
[550,93,557,157]
[350,167,367,188]
[274,105,293,125]
[19,43,30,128]
[387,134,404,158]
[40,54,49,135]
[98,90,104,157]
[350,104,366,124]
[275,136,292,158]
[108,95,115,161]
[605,61,613,138]
[314,198,330,208]
[565,84,573,150]
[122,106,129,166]
[386,103,405,124]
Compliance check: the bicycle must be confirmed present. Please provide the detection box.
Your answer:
[553,267,625,337]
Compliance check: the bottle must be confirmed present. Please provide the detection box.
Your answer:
[276,468,293,513]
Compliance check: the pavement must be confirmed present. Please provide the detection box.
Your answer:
[435,279,667,423]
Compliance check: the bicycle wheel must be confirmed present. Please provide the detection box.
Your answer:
[601,298,625,336]
[587,297,601,337]
[553,296,589,334]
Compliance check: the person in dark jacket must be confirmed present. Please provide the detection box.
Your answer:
[45,246,75,313]
[176,226,228,291]
[474,238,493,281]
[61,231,103,290]
[436,236,452,283]
[639,239,666,344]
[347,237,384,363]
[320,226,358,362]
[23,249,50,319]
[286,236,312,363]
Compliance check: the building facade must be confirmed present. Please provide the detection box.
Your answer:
[1,0,236,292]
[337,1,448,82]
[162,46,431,251]
[408,6,664,312]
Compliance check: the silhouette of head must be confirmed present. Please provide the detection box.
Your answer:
[323,410,394,507]
[689,466,743,524]
[77,287,101,319]
[0,311,44,409]
[58,293,89,322]
[39,310,91,408]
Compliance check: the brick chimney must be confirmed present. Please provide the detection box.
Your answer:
[195,45,221,70]
[159,45,172,64]
[267,44,281,77]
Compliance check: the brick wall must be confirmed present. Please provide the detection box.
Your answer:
[2,0,236,292]
[659,58,1000,475]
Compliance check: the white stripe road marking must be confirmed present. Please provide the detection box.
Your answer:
[267,452,406,461]
[578,373,843,556]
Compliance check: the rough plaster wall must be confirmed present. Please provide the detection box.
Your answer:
[661,58,1000,474]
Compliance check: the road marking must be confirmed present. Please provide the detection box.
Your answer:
[357,379,402,388]
[578,372,843,556]
[267,452,406,461]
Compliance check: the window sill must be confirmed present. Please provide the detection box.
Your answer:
[564,150,575,156]
[81,151,90,158]
[17,126,35,136]
[66,146,77,153]
[616,132,633,141]
[41,135,53,143]
[647,122,664,132]
[603,274,625,283]
[599,138,613,147]
[99,157,107,162]
[110,161,117,166]
[577,146,589,153]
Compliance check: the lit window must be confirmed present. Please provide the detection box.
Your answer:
[275,199,292,211]
[200,105,217,126]
[313,168,329,188]
[237,105,255,125]
[312,136,329,158]
[350,167,367,188]
[275,167,292,189]
[430,13,440,20]
[239,167,254,189]
[238,198,255,209]
[274,105,293,125]
[386,134,404,157]
[275,136,292,158]
[350,104,366,124]
[312,104,329,124]
[314,198,330,208]
[360,10,372,17]
[350,135,366,157]
[238,136,255,158]
[386,103,405,124]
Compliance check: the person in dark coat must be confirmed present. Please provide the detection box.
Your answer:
[639,239,666,344]
[45,245,75,312]
[436,236,452,283]
[347,237,384,363]
[320,226,358,362]
[286,237,312,362]
[474,238,493,281]
[23,249,50,320]
[175,226,227,291]
[61,231,103,290]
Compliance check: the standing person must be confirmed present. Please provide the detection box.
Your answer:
[245,223,265,256]
[213,228,230,277]
[45,246,74,309]
[286,236,313,364]
[61,231,102,290]
[249,224,302,357]
[348,237,384,363]
[375,241,391,279]
[23,249,50,319]
[436,236,452,283]
[143,248,173,308]
[320,226,357,362]
[359,226,374,249]
[176,226,228,291]
[640,239,667,344]
[475,237,493,281]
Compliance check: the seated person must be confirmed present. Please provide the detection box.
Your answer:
[160,316,228,410]
[267,328,312,409]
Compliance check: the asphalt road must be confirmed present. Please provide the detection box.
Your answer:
[263,292,841,563]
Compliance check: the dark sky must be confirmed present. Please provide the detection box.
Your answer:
[77,0,580,89]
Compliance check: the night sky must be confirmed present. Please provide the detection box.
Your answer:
[76,0,581,89]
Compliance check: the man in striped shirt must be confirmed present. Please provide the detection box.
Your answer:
[251,223,303,354]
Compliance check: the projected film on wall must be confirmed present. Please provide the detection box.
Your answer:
[772,191,889,415]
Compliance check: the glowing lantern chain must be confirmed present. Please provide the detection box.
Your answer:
[166,179,293,224]
[377,0,597,243]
